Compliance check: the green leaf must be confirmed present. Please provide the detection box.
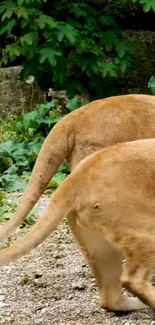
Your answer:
[20,31,38,46]
[139,0,155,12]
[148,76,155,88]
[102,31,117,51]
[5,44,20,61]
[0,19,16,35]
[148,76,155,94]
[116,43,126,58]
[36,101,53,116]
[1,175,27,192]
[27,8,42,16]
[37,15,56,29]
[57,24,77,45]
[70,3,86,18]
[90,60,98,74]
[66,97,82,111]
[39,47,62,67]
[120,60,128,73]
[0,140,16,154]
[0,1,15,15]
[2,8,14,21]
[23,111,38,128]
[20,34,32,45]
[47,172,66,188]
[0,4,6,15]
[21,19,28,28]
[102,61,117,77]
[58,162,70,174]
[4,165,17,175]
[142,2,151,12]
[150,0,155,11]
[17,0,24,5]
[16,7,28,19]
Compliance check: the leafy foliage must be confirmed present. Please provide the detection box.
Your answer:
[0,190,17,223]
[148,76,155,94]
[122,0,155,12]
[0,1,134,98]
[0,189,37,231]
[0,98,83,192]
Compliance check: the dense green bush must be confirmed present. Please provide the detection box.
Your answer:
[0,0,133,98]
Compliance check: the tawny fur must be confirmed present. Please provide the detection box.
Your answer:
[2,94,155,240]
[2,94,155,313]
[2,139,155,312]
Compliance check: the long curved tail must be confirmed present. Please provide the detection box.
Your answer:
[0,179,73,265]
[0,116,72,241]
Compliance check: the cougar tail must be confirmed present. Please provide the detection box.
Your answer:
[0,115,73,241]
[0,178,74,265]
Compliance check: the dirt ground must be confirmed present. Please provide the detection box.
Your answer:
[0,194,155,325]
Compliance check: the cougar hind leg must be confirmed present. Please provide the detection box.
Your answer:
[67,215,147,312]
[121,241,155,309]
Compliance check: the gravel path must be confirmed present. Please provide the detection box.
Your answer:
[0,194,155,325]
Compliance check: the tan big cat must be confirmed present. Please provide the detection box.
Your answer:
[1,95,155,312]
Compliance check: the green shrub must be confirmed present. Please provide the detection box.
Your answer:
[0,1,133,98]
